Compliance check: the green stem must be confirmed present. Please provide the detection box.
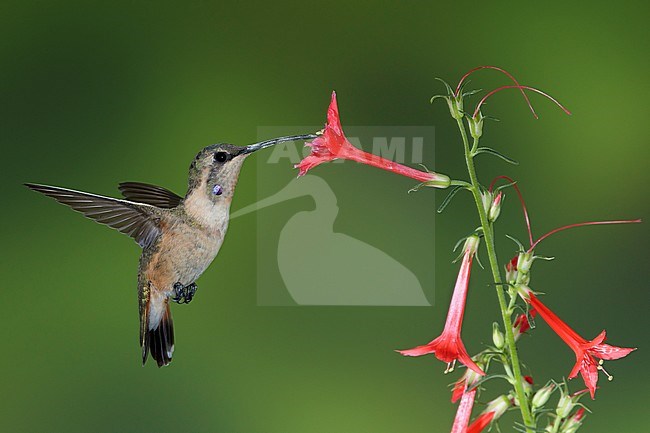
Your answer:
[450,180,472,187]
[455,118,536,432]
[550,415,563,433]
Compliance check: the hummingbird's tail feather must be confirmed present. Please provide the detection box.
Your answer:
[142,301,174,367]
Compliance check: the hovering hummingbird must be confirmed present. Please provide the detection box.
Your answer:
[25,134,316,367]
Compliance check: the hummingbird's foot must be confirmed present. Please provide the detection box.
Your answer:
[184,283,197,304]
[172,282,198,304]
[172,282,185,303]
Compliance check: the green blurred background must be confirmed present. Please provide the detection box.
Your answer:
[1,1,648,432]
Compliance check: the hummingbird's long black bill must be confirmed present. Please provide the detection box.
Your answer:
[241,133,319,155]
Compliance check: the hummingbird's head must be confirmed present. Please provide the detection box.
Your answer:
[186,143,249,202]
[185,134,318,206]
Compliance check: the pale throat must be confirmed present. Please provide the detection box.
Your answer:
[184,181,232,232]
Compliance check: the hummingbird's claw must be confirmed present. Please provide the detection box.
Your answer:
[172,282,198,304]
[172,282,185,303]
[184,283,197,303]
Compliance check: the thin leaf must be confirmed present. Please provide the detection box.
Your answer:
[434,77,454,95]
[505,234,525,252]
[475,251,485,269]
[462,88,483,97]
[430,94,448,104]
[533,255,555,261]
[452,236,468,254]
[495,180,518,192]
[437,186,463,213]
[475,147,519,165]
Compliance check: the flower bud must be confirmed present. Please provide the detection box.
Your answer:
[556,393,575,419]
[464,235,481,256]
[492,322,505,350]
[488,192,503,222]
[512,377,534,406]
[481,191,494,215]
[423,174,452,189]
[451,359,485,403]
[522,376,534,396]
[484,395,511,421]
[514,284,533,300]
[468,112,485,139]
[518,271,530,285]
[512,311,533,340]
[532,382,556,409]
[505,256,531,285]
[505,255,518,284]
[517,251,534,274]
[446,95,464,120]
[561,408,586,433]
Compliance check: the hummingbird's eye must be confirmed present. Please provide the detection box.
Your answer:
[214,151,229,163]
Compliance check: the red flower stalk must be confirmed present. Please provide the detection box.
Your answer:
[526,291,636,398]
[296,92,451,187]
[528,219,642,253]
[450,388,477,433]
[473,85,572,119]
[505,219,641,283]
[398,236,484,376]
[454,65,538,118]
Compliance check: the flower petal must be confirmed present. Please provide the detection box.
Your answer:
[591,343,636,360]
[455,339,486,376]
[325,91,345,139]
[568,357,582,380]
[578,356,600,399]
[396,343,436,357]
[295,153,329,176]
[589,330,607,346]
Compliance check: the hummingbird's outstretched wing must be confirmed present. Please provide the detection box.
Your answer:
[118,182,183,209]
[25,183,162,248]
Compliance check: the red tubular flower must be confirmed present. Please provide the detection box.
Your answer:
[450,388,477,433]
[466,412,495,433]
[398,236,484,376]
[296,92,451,188]
[527,292,635,398]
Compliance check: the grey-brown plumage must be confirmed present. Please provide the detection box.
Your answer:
[25,135,316,367]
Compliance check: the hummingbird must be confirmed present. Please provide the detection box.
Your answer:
[25,134,316,367]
